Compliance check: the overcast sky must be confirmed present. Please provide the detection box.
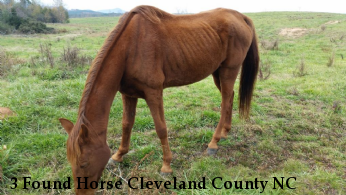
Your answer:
[41,0,345,14]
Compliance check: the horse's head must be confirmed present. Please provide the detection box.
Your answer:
[59,118,110,195]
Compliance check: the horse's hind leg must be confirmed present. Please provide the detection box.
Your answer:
[208,66,239,155]
[145,90,173,174]
[220,91,234,139]
[212,70,235,140]
[110,94,138,163]
[212,70,221,91]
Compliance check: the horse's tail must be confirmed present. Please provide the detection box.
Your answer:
[238,17,259,119]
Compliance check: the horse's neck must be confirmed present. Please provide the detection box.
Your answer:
[81,56,125,132]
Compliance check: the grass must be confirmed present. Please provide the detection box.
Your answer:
[1,11,346,194]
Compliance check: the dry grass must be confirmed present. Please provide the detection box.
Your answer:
[0,48,24,77]
[261,39,279,50]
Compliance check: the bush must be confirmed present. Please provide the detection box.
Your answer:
[7,8,23,29]
[18,20,54,34]
[0,22,14,34]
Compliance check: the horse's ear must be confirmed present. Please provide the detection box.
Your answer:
[78,124,90,143]
[59,118,74,135]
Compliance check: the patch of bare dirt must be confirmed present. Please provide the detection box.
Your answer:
[0,107,16,119]
[55,33,82,39]
[279,28,309,38]
[325,20,340,25]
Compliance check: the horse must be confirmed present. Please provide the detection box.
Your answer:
[59,5,259,194]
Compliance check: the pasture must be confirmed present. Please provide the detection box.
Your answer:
[1,11,346,194]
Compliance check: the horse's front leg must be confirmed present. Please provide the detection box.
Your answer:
[110,94,138,163]
[145,90,173,174]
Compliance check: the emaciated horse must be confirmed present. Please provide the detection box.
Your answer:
[59,5,259,194]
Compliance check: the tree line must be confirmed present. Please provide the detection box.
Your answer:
[0,0,69,34]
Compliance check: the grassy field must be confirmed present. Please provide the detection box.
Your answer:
[1,11,346,194]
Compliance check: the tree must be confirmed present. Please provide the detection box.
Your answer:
[1,0,69,33]
[2,0,16,7]
[52,0,68,23]
[20,0,31,8]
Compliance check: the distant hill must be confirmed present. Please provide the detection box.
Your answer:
[68,9,124,18]
[98,8,126,14]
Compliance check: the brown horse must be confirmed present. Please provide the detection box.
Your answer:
[59,5,259,194]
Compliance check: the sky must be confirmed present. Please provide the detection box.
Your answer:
[40,0,345,14]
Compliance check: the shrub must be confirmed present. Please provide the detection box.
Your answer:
[18,20,54,34]
[61,45,93,67]
[7,8,23,29]
[0,22,14,34]
[258,59,272,80]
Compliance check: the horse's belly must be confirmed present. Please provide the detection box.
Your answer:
[163,60,220,87]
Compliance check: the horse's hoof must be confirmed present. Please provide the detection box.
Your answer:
[207,148,218,155]
[160,172,172,177]
[107,158,119,168]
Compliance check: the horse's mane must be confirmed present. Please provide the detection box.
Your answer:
[77,13,130,116]
[68,5,171,164]
[134,5,173,24]
[78,5,171,116]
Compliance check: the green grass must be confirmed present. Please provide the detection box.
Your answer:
[1,12,346,194]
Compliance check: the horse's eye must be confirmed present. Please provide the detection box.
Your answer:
[80,162,89,168]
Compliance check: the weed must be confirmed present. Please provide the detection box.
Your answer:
[0,49,23,77]
[61,46,80,66]
[320,24,326,32]
[287,87,299,96]
[293,55,308,77]
[57,28,68,33]
[327,50,335,67]
[61,45,92,67]
[330,37,336,44]
[258,59,272,80]
[332,101,342,113]
[39,43,54,68]
[260,39,279,50]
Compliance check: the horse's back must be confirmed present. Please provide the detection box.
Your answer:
[119,6,254,94]
[160,9,253,87]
